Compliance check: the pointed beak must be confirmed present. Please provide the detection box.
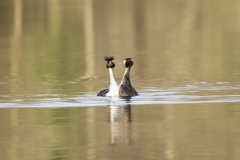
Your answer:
[119,60,125,65]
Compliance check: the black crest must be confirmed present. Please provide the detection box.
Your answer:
[105,56,115,68]
[125,58,133,68]
[104,56,114,61]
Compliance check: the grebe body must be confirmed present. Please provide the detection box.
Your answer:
[97,57,119,96]
[118,58,138,96]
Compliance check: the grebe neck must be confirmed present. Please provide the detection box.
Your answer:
[106,68,118,96]
[109,68,117,85]
[120,67,131,85]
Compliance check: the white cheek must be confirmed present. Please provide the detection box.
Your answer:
[123,60,126,64]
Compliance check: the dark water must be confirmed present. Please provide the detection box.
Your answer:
[0,0,240,159]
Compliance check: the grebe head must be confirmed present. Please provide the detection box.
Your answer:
[121,58,133,68]
[105,56,115,68]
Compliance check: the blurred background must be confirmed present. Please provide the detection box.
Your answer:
[1,0,240,100]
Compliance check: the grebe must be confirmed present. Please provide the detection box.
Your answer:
[118,58,138,96]
[97,56,119,96]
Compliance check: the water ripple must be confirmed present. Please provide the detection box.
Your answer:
[0,84,239,108]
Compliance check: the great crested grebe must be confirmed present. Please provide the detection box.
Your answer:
[97,56,119,96]
[118,58,138,96]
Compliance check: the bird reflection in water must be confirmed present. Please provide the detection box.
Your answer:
[108,96,133,145]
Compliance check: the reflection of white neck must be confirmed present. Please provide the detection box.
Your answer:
[110,105,119,144]
[106,68,119,96]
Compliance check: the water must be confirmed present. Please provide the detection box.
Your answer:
[1,83,240,108]
[1,0,240,159]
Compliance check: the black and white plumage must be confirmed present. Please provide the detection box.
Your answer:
[97,57,119,96]
[118,58,138,96]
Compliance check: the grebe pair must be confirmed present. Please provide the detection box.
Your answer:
[97,57,138,97]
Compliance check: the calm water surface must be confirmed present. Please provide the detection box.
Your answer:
[0,0,240,159]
